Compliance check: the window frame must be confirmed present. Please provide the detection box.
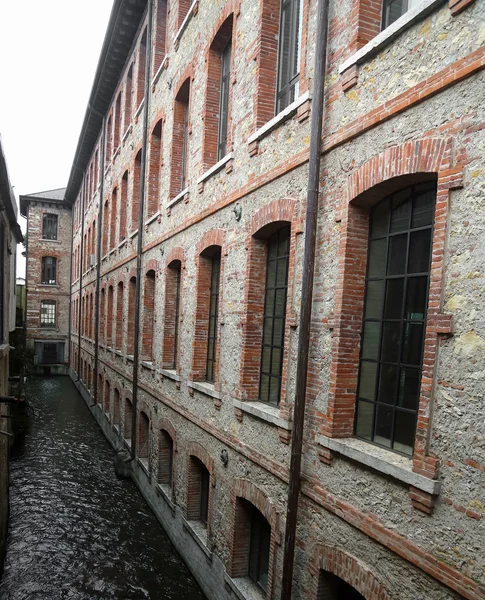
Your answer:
[40,299,56,328]
[42,213,58,240]
[206,251,221,383]
[41,256,57,285]
[217,37,232,161]
[275,0,302,115]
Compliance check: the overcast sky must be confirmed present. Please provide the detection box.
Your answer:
[0,1,114,275]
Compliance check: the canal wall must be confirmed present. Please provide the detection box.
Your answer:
[0,432,8,575]
[71,370,235,600]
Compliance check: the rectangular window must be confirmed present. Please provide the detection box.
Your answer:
[276,0,302,114]
[217,39,232,161]
[173,265,181,369]
[248,506,271,592]
[42,213,58,240]
[41,257,57,285]
[354,183,436,456]
[41,300,56,328]
[259,226,290,405]
[382,0,420,29]
[181,100,189,190]
[206,251,221,383]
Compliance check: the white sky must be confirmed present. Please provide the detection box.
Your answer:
[0,0,114,276]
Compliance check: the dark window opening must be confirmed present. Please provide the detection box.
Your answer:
[41,257,57,285]
[276,0,301,114]
[259,226,290,405]
[199,463,210,526]
[248,504,271,592]
[218,38,232,160]
[317,570,366,600]
[158,430,174,487]
[42,213,58,240]
[354,183,436,456]
[206,250,221,383]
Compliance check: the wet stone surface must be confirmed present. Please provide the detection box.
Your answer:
[0,376,205,600]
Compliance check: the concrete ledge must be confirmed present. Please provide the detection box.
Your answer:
[188,381,221,400]
[159,368,181,382]
[145,211,160,227]
[167,188,189,209]
[134,98,145,118]
[156,484,176,516]
[318,435,441,495]
[152,55,169,86]
[183,519,212,562]
[141,361,155,370]
[248,91,310,145]
[174,0,198,47]
[233,400,292,430]
[137,457,150,478]
[224,574,265,600]
[339,0,446,73]
[197,153,233,185]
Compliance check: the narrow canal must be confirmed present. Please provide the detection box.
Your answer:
[0,376,206,600]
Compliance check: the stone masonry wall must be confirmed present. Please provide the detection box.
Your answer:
[70,1,484,599]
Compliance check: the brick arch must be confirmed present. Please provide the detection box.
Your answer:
[165,246,185,268]
[172,66,195,101]
[325,136,464,487]
[309,544,393,600]
[144,258,159,275]
[150,108,166,131]
[249,198,298,236]
[128,266,137,280]
[186,441,214,479]
[196,228,226,255]
[232,478,278,530]
[116,272,126,287]
[137,398,153,422]
[206,0,241,46]
[158,417,177,451]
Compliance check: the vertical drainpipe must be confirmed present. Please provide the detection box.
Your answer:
[67,194,74,374]
[130,0,155,460]
[92,118,107,408]
[280,0,330,598]
[77,175,86,379]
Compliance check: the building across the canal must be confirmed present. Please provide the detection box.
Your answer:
[20,188,71,374]
[65,0,484,599]
[0,136,22,572]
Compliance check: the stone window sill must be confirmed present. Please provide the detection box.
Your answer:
[41,238,61,243]
[135,98,145,119]
[137,457,150,477]
[129,229,138,239]
[122,125,132,143]
[183,519,212,562]
[152,55,168,87]
[159,368,181,382]
[114,350,122,357]
[141,361,155,370]
[118,238,127,249]
[39,283,59,288]
[339,0,445,74]
[188,381,221,400]
[126,355,134,363]
[317,435,441,495]
[123,438,132,450]
[248,91,311,145]
[156,483,176,515]
[174,0,198,48]
[167,188,189,209]
[224,575,265,600]
[233,400,292,430]
[197,153,233,186]
[145,211,160,227]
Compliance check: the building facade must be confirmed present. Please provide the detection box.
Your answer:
[67,0,484,599]
[20,188,71,373]
[0,136,22,571]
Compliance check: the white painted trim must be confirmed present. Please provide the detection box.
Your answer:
[233,400,292,430]
[122,125,133,142]
[247,91,311,145]
[167,188,189,209]
[188,380,221,400]
[134,98,145,118]
[129,229,138,239]
[152,55,169,86]
[174,0,198,46]
[197,153,234,185]
[339,0,446,74]
[318,435,441,495]
[145,211,160,226]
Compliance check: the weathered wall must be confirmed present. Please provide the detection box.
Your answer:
[69,1,484,599]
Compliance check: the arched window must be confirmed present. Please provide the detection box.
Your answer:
[104,380,110,414]
[100,288,106,343]
[170,79,190,199]
[317,570,366,600]
[127,277,136,356]
[41,256,57,285]
[147,121,162,218]
[113,388,121,426]
[136,28,147,108]
[142,270,156,361]
[102,199,109,256]
[354,183,436,455]
[110,188,118,250]
[187,456,210,526]
[154,0,167,72]
[120,171,128,241]
[158,430,174,487]
[138,411,150,459]
[132,150,142,231]
[115,281,124,351]
[162,260,182,370]
[107,285,114,347]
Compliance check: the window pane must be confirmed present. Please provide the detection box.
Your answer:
[355,401,373,440]
[365,280,384,319]
[358,361,377,401]
[412,190,435,228]
[398,367,420,410]
[384,278,404,319]
[405,276,427,319]
[374,405,393,448]
[381,322,400,363]
[361,322,380,360]
[274,289,286,317]
[408,229,432,273]
[370,200,389,238]
[378,364,398,404]
[368,239,387,277]
[391,191,411,233]
[394,410,416,455]
[402,322,424,365]
[387,234,407,275]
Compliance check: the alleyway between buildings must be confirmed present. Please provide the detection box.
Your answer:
[0,376,205,600]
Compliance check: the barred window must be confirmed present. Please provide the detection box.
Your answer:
[382,0,420,29]
[276,0,302,114]
[41,257,57,285]
[206,250,221,383]
[354,183,436,455]
[42,213,58,240]
[41,300,56,328]
[259,226,290,405]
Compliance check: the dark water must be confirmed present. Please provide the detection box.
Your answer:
[0,377,205,600]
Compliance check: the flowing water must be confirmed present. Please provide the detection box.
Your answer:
[0,376,206,600]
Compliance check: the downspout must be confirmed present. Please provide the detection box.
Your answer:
[77,175,86,380]
[67,196,74,374]
[130,0,154,460]
[92,118,107,408]
[280,0,330,598]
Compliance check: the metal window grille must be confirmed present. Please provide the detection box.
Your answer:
[42,213,58,240]
[40,300,56,328]
[206,251,221,383]
[181,100,189,190]
[276,0,301,114]
[248,505,271,592]
[259,226,290,405]
[41,256,57,285]
[217,38,232,161]
[172,264,181,369]
[354,183,436,456]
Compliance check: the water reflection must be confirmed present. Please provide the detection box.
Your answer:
[0,376,205,600]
